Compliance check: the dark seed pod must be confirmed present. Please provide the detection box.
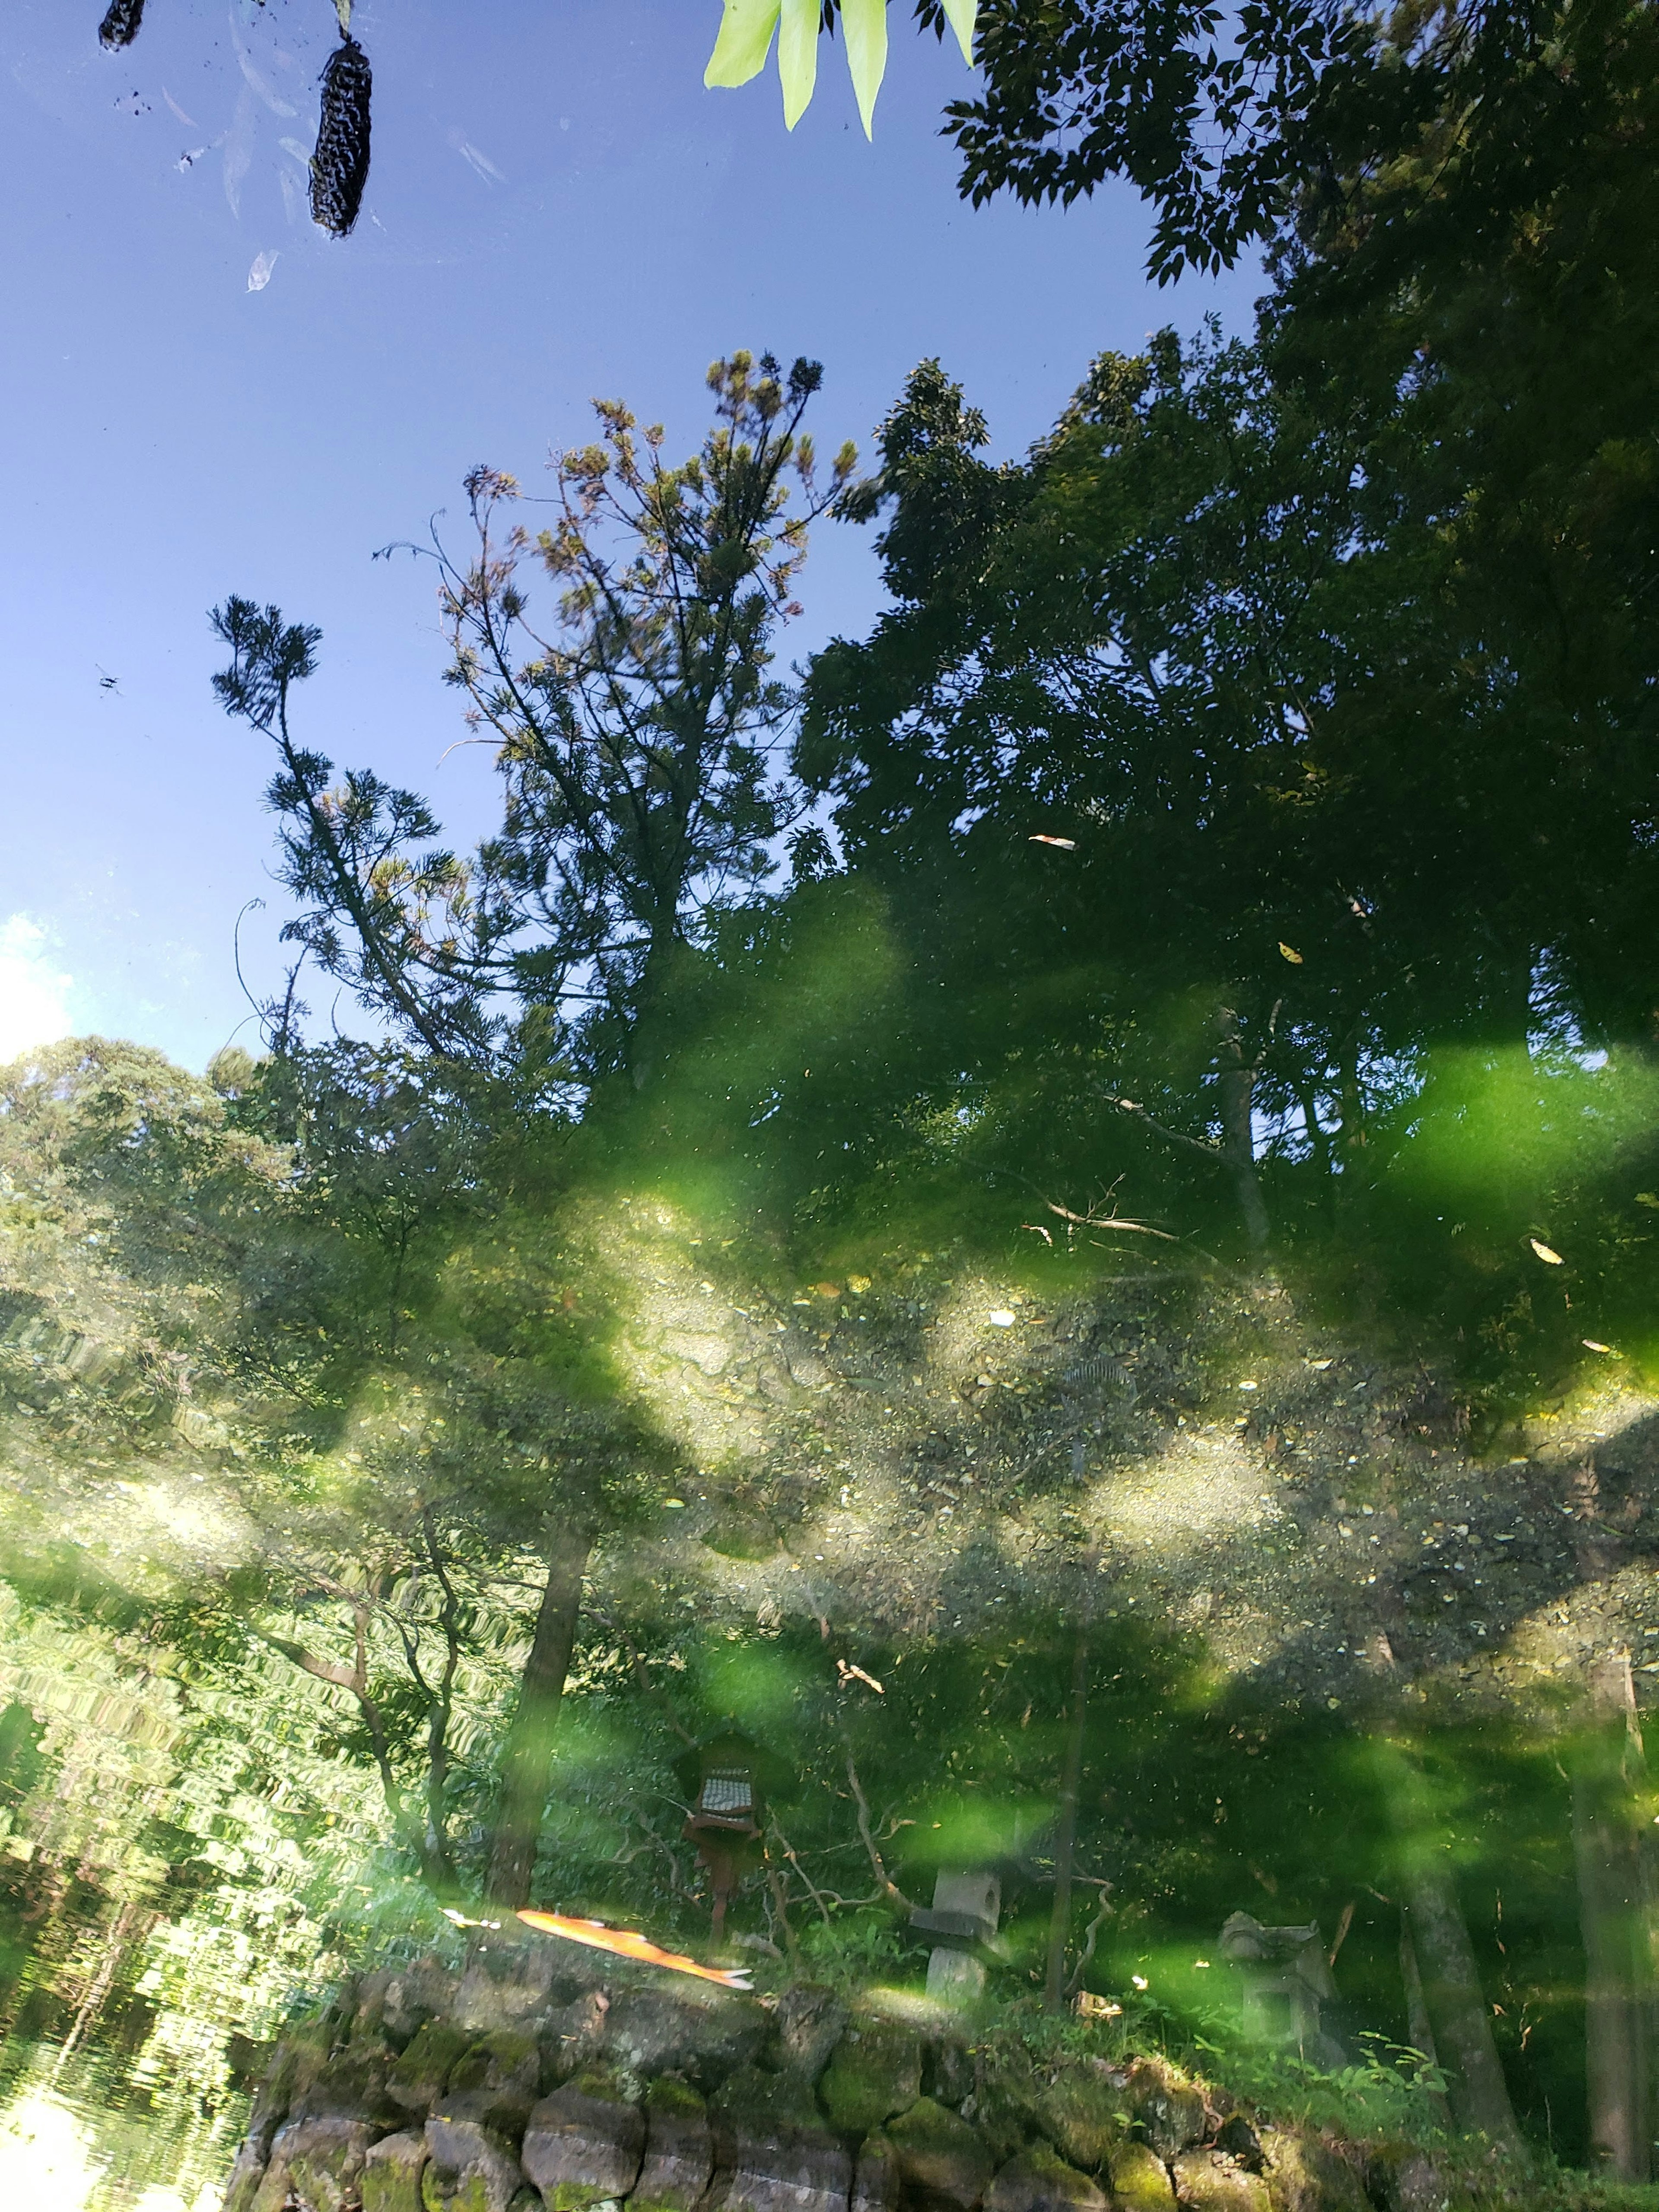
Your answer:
[310,35,372,238]
[98,0,145,48]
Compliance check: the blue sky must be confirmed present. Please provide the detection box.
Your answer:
[1,0,1259,1071]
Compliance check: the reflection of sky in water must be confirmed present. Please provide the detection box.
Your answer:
[3,0,1258,1070]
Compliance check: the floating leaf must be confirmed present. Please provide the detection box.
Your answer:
[778,0,818,126]
[334,0,352,29]
[939,0,977,63]
[1583,1340,1613,1354]
[1030,834,1077,849]
[705,0,781,87]
[842,0,889,137]
[1529,1237,1565,1265]
[1278,941,1303,963]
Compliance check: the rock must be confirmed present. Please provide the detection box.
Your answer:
[455,1936,573,2034]
[440,2031,542,2132]
[1026,2066,1126,2173]
[292,2037,400,2125]
[363,2128,429,2212]
[604,1982,767,2082]
[633,2073,715,2212]
[251,2116,377,2212]
[927,2044,975,2110]
[385,1964,460,2047]
[1259,2130,1367,2212]
[851,2131,900,2212]
[708,2065,852,2212]
[221,2139,267,2212]
[1106,2141,1176,2212]
[1170,2152,1271,2212]
[886,2096,993,2209]
[247,2023,332,2155]
[521,2069,647,2209]
[390,2024,475,2118]
[774,1986,849,2085]
[422,2115,526,2212]
[1126,2060,1207,2160]
[819,2015,923,2135]
[543,1989,612,2083]
[1376,2151,1455,2212]
[986,2147,1108,2212]
[1212,2120,1262,2176]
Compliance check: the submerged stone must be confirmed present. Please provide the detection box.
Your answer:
[710,2063,852,2212]
[1126,2060,1207,2160]
[1258,2130,1368,2212]
[851,2129,900,2212]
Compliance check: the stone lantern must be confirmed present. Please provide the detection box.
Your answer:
[674,1729,785,1939]
[1219,1911,1345,2066]
[910,1869,1003,2004]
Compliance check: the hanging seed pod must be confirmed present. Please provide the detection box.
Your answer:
[310,35,372,238]
[98,0,145,48]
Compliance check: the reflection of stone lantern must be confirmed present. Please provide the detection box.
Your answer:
[1219,1911,1344,2066]
[674,1730,785,1939]
[910,1869,1003,2005]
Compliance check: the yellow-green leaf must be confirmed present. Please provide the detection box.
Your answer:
[939,0,976,62]
[1529,1236,1565,1265]
[842,0,888,137]
[778,0,819,127]
[705,0,781,89]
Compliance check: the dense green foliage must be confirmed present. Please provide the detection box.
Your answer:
[8,0,1659,2194]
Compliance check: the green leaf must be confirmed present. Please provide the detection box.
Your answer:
[939,0,976,64]
[778,0,819,128]
[704,0,782,89]
[842,0,888,138]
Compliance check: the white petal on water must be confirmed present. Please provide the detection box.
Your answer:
[247,250,279,292]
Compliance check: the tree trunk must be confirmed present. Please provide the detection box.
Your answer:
[1571,1651,1653,2180]
[484,1520,593,1907]
[1044,1617,1090,2012]
[1401,1845,1524,2151]
[1215,1007,1271,1250]
[1399,1912,1456,2132]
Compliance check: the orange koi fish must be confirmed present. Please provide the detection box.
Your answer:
[515,1910,753,1990]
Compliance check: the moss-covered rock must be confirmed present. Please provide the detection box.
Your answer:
[442,2030,542,2132]
[1027,2065,1128,2173]
[1171,2151,1271,2212]
[251,2116,376,2212]
[887,2095,994,2209]
[421,2116,524,2212]
[633,2072,715,2212]
[819,2015,924,2136]
[853,2129,901,2212]
[986,2146,1109,2212]
[521,2067,646,2210]
[774,1985,850,2087]
[391,2023,475,2118]
[706,2064,852,2212]
[1127,2059,1208,2160]
[1108,2139,1177,2212]
[1259,2129,1369,2212]
[362,2127,429,2212]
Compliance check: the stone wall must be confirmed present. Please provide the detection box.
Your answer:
[222,1933,1377,2212]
